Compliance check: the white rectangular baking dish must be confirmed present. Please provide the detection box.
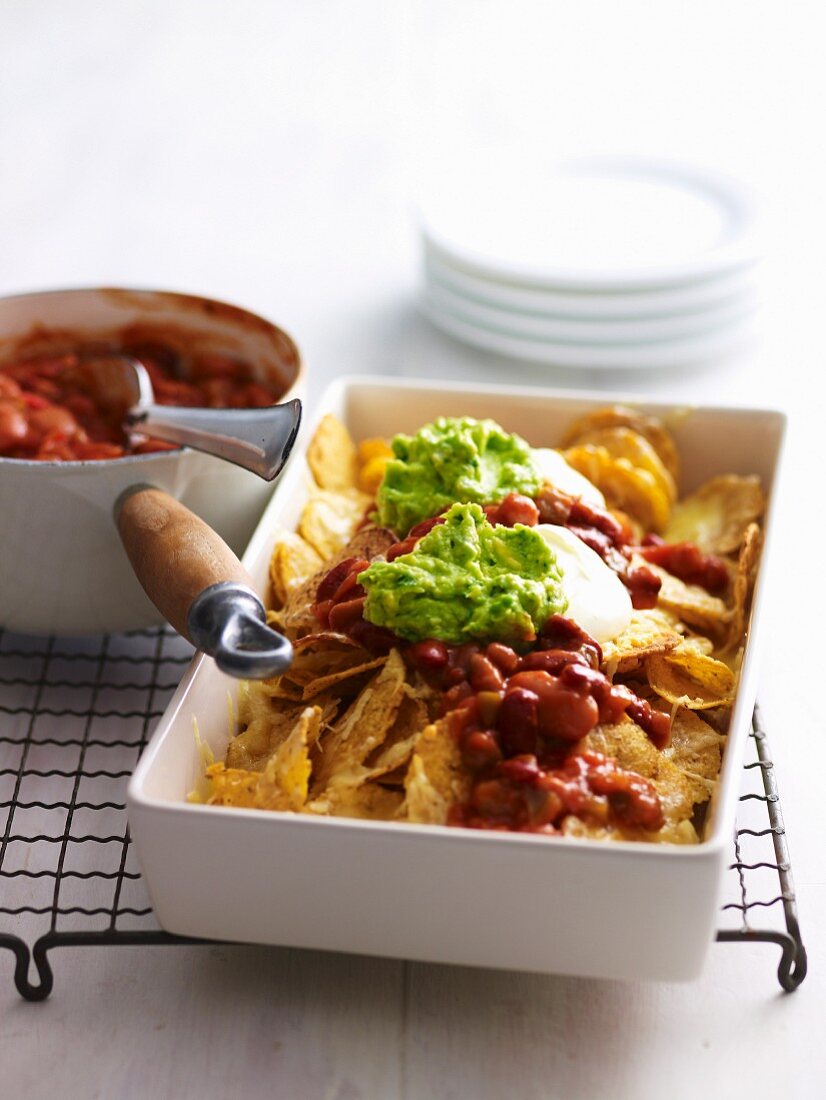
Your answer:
[128,377,785,982]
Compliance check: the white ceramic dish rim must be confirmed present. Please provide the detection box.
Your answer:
[419,157,760,291]
[0,284,304,472]
[129,374,784,867]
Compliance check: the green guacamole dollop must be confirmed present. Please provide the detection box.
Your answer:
[375,416,541,535]
[359,502,567,645]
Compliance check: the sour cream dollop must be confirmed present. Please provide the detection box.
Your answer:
[530,447,605,508]
[535,524,631,644]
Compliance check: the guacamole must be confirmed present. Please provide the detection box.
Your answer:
[375,417,541,534]
[359,502,567,644]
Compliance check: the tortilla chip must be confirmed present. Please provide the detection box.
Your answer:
[678,634,715,657]
[563,444,671,532]
[559,404,681,482]
[298,487,372,559]
[204,763,260,808]
[403,715,469,825]
[209,706,321,810]
[646,645,736,710]
[643,559,731,635]
[663,707,724,805]
[313,649,408,792]
[269,530,323,607]
[309,781,403,821]
[572,426,677,504]
[665,475,765,555]
[601,608,684,673]
[254,707,322,810]
[226,696,306,771]
[307,413,358,490]
[725,522,762,651]
[301,655,388,700]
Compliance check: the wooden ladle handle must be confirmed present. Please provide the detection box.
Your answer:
[115,486,293,679]
[116,486,250,638]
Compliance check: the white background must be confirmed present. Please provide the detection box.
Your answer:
[1,2,824,1097]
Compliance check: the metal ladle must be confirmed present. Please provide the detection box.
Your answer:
[83,354,301,679]
[83,353,302,480]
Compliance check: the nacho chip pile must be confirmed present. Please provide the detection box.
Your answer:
[199,408,765,845]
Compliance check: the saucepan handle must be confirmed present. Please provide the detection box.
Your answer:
[114,486,293,679]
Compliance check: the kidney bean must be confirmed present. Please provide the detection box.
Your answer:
[511,671,600,741]
[539,619,603,670]
[441,680,474,714]
[0,402,28,451]
[624,561,662,609]
[626,698,671,750]
[406,639,450,674]
[497,754,541,785]
[541,688,599,741]
[468,653,505,693]
[488,492,539,528]
[559,662,604,693]
[27,404,79,443]
[534,486,573,526]
[485,642,519,674]
[331,571,365,605]
[407,515,446,540]
[518,649,588,675]
[386,537,416,562]
[347,619,397,654]
[461,728,502,770]
[328,596,367,633]
[316,558,365,604]
[568,498,626,544]
[496,687,539,756]
[591,680,635,725]
[449,643,481,676]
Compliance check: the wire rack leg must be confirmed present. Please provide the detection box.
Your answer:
[0,932,53,1001]
[716,928,806,993]
[2,931,214,1002]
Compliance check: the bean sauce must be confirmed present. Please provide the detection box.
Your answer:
[0,342,285,461]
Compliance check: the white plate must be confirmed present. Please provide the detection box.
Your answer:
[419,155,759,290]
[424,247,760,320]
[129,377,785,983]
[424,280,758,344]
[423,296,755,369]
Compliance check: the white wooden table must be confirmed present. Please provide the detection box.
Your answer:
[1,2,823,1096]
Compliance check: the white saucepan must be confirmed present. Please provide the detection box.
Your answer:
[0,287,304,636]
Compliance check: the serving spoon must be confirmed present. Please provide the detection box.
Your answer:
[81,354,301,679]
[81,353,302,480]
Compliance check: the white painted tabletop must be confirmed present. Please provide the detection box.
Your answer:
[1,2,824,1097]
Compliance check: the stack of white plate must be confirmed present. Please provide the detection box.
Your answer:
[419,156,759,370]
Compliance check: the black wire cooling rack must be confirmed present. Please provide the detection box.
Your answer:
[0,626,808,1001]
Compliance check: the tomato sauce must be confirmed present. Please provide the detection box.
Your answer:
[0,341,285,461]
